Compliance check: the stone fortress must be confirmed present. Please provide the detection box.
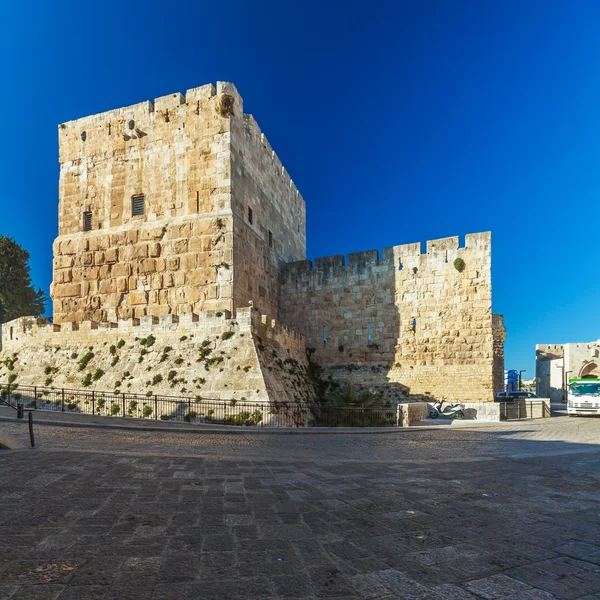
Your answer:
[0,81,505,406]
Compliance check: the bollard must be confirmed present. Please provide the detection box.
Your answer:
[17,404,24,419]
[28,411,35,448]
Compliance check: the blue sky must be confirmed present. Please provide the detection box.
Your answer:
[1,0,599,376]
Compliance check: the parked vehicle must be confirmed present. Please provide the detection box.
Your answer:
[429,399,465,419]
[568,378,600,417]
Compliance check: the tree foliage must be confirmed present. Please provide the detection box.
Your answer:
[0,236,47,323]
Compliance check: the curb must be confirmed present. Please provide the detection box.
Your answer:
[0,414,497,435]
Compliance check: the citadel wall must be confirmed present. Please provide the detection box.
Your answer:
[229,85,306,319]
[52,82,308,324]
[281,232,500,402]
[0,308,314,406]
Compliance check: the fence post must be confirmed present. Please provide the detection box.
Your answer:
[154,395,158,419]
[92,391,95,415]
[61,388,65,412]
[188,398,191,417]
[122,393,126,417]
[34,386,37,410]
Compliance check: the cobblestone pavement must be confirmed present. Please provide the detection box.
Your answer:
[1,417,600,599]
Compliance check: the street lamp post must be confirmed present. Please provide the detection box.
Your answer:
[519,370,527,391]
[563,370,573,404]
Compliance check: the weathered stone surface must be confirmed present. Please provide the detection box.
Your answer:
[1,81,504,404]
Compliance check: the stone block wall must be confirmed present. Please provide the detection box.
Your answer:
[0,308,313,406]
[492,314,506,394]
[281,232,501,403]
[52,81,308,325]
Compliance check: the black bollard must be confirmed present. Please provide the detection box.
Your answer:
[28,411,35,448]
[17,404,24,419]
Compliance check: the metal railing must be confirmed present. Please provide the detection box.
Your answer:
[0,383,399,428]
[499,400,551,420]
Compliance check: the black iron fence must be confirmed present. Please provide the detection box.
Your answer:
[0,383,399,428]
[499,400,551,420]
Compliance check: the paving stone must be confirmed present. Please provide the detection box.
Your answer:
[8,586,64,600]
[463,573,534,598]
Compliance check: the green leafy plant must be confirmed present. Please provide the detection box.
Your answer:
[111,356,119,367]
[45,377,53,386]
[110,403,120,416]
[109,345,117,355]
[453,257,466,272]
[92,368,105,381]
[140,335,156,347]
[152,374,163,385]
[142,405,152,418]
[184,410,197,422]
[71,352,78,359]
[78,352,94,371]
[117,339,125,349]
[221,330,234,341]
[82,373,92,387]
[179,336,188,342]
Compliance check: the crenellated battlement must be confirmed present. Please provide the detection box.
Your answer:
[283,232,491,284]
[0,307,304,355]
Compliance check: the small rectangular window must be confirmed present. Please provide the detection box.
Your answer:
[132,194,145,216]
[83,211,92,232]
[268,230,273,248]
[248,206,253,225]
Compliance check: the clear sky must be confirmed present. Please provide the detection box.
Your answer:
[1,0,599,376]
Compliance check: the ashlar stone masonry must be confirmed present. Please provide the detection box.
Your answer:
[0,81,504,404]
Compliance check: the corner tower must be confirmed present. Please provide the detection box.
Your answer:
[52,82,306,324]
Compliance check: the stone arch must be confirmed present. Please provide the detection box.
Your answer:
[579,361,600,379]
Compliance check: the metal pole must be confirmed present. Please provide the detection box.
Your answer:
[154,395,158,419]
[61,388,65,412]
[122,393,126,417]
[28,411,35,448]
[34,386,37,410]
[92,391,95,414]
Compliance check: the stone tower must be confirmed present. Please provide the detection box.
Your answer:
[52,82,306,324]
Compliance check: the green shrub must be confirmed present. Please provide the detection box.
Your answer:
[110,404,120,416]
[78,352,94,371]
[184,411,197,422]
[109,345,117,355]
[7,373,17,384]
[142,405,152,417]
[454,257,466,272]
[92,369,105,381]
[221,330,234,341]
[82,373,92,387]
[179,336,188,342]
[71,352,78,359]
[167,370,177,381]
[111,356,119,367]
[129,401,138,411]
[174,357,184,366]
[152,374,163,385]
[96,398,105,409]
[140,335,156,347]
[45,377,53,386]
[117,339,125,349]
[115,380,122,388]
[215,311,223,317]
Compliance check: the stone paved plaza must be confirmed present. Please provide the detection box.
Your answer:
[1,415,600,599]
